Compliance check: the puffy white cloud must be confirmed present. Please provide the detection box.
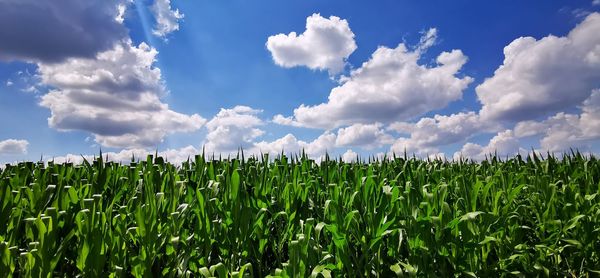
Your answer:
[5,79,12,86]
[151,0,184,39]
[417,28,438,52]
[388,112,484,156]
[335,123,393,149]
[201,106,337,158]
[477,12,600,122]
[48,131,334,164]
[427,153,446,161]
[272,114,303,127]
[537,113,591,152]
[341,149,358,163]
[579,90,600,137]
[513,120,549,138]
[277,31,473,129]
[302,132,337,157]
[459,89,600,158]
[204,106,265,153]
[389,137,440,157]
[115,2,130,24]
[0,0,128,63]
[1,0,200,150]
[38,41,205,148]
[253,134,302,155]
[514,90,600,152]
[266,13,357,74]
[50,145,199,165]
[454,130,523,161]
[254,132,336,158]
[0,139,29,155]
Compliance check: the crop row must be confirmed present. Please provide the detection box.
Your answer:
[0,152,599,277]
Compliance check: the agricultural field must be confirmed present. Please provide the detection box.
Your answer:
[1,152,599,277]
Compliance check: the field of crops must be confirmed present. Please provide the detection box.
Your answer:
[0,152,599,277]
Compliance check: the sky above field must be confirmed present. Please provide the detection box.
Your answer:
[1,0,600,163]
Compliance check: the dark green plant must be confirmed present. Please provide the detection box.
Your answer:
[0,151,599,277]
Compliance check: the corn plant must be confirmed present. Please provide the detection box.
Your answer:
[0,151,599,277]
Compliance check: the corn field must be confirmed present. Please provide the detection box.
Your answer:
[1,152,599,277]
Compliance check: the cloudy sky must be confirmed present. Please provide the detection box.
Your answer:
[1,0,599,163]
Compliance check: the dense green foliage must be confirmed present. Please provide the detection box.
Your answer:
[0,152,599,277]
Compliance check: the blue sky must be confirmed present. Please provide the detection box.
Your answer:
[1,0,599,163]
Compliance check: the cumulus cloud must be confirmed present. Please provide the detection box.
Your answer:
[5,80,12,87]
[48,132,336,164]
[454,130,523,161]
[204,106,265,153]
[341,149,358,163]
[254,132,336,158]
[0,0,127,63]
[151,0,184,39]
[38,41,206,148]
[417,28,438,52]
[50,145,200,165]
[266,13,357,75]
[389,112,485,156]
[513,120,549,138]
[115,2,130,24]
[191,105,337,158]
[389,138,439,157]
[201,105,339,158]
[477,12,600,122]
[335,123,393,149]
[277,30,473,129]
[272,114,303,127]
[514,90,600,152]
[0,139,29,155]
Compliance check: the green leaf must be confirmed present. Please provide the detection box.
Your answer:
[231,169,240,201]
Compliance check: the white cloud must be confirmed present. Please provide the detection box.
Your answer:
[389,137,440,157]
[21,85,39,93]
[266,13,357,75]
[277,30,473,129]
[201,106,337,158]
[50,145,199,165]
[48,131,335,164]
[593,0,600,6]
[388,112,485,156]
[253,134,302,155]
[427,153,446,161]
[204,106,265,153]
[115,2,130,24]
[513,90,600,152]
[335,123,393,149]
[6,79,13,86]
[38,41,205,148]
[272,114,303,127]
[254,132,336,158]
[459,89,600,158]
[454,130,523,161]
[0,0,128,63]
[513,120,549,138]
[477,12,600,122]
[387,122,414,135]
[0,139,29,155]
[341,149,358,163]
[417,28,438,52]
[151,0,184,39]
[538,113,591,152]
